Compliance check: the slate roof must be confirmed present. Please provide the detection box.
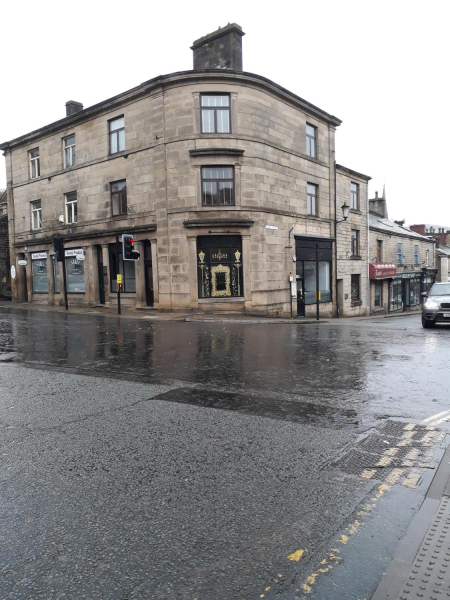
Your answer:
[369,212,434,241]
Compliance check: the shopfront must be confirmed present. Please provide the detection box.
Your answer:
[31,252,48,294]
[197,236,243,299]
[295,237,332,317]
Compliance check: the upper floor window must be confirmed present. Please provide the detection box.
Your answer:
[65,192,77,224]
[201,95,230,134]
[414,245,419,265]
[397,243,403,265]
[350,182,359,210]
[306,183,318,215]
[111,180,127,216]
[306,124,317,158]
[376,240,383,262]
[29,148,40,179]
[351,230,360,257]
[426,249,429,266]
[109,117,125,154]
[64,135,76,168]
[31,200,42,230]
[201,167,234,206]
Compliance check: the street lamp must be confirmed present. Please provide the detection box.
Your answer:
[337,202,350,224]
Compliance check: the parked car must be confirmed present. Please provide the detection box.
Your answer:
[422,283,450,328]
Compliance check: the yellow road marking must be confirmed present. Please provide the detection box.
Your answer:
[376,456,392,467]
[403,423,416,430]
[385,468,404,485]
[287,549,307,562]
[361,469,377,479]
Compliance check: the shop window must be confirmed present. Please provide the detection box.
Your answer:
[389,279,403,312]
[201,167,234,206]
[52,257,60,293]
[197,236,243,299]
[374,280,382,307]
[409,278,421,306]
[109,244,136,293]
[351,274,360,302]
[201,95,230,133]
[64,250,85,292]
[31,253,48,292]
[295,239,332,304]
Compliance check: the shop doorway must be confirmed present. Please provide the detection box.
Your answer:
[296,278,306,317]
[97,246,105,305]
[403,279,410,309]
[144,241,154,307]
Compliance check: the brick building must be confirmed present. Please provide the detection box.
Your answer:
[0,24,348,317]
[368,192,436,313]
[409,223,450,245]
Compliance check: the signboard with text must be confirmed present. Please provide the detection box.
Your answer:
[369,263,397,279]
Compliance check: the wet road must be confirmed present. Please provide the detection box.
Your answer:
[0,307,449,599]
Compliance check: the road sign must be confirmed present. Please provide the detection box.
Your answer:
[117,274,122,284]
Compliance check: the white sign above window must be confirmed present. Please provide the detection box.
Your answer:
[64,248,84,258]
[31,252,47,260]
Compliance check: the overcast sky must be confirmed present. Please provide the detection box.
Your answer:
[1,0,449,225]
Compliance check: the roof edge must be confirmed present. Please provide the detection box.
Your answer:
[0,70,342,151]
[336,163,371,181]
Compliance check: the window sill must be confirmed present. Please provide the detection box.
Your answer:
[198,297,244,303]
[351,300,363,306]
[112,214,128,219]
[350,256,362,260]
[350,209,362,214]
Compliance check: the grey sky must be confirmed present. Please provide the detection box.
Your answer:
[1,0,449,225]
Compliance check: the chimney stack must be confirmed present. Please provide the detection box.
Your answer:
[191,23,245,71]
[66,101,84,117]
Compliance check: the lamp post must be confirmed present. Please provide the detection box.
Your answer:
[334,201,350,319]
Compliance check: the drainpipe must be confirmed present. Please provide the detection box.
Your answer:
[334,160,339,318]
[366,180,370,315]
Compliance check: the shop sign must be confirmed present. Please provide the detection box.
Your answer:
[395,272,422,280]
[31,252,47,260]
[18,260,27,266]
[10,266,16,279]
[369,263,396,279]
[64,248,84,258]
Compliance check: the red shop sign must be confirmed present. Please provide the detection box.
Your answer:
[369,263,397,279]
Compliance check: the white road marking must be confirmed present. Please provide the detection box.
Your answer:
[422,410,450,424]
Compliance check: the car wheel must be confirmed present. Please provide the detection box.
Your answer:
[422,317,434,328]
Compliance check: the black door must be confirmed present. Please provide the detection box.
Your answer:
[297,278,306,317]
[97,246,105,305]
[144,241,154,306]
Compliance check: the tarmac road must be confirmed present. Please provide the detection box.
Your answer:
[0,307,449,599]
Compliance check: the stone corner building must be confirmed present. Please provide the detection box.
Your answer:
[0,189,11,298]
[0,24,344,317]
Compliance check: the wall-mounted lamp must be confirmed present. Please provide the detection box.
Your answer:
[336,202,350,225]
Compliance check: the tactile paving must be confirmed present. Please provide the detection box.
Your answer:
[397,496,450,599]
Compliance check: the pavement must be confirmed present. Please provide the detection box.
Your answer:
[0,306,448,600]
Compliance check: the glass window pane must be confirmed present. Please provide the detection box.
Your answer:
[202,110,215,133]
[110,132,118,153]
[31,161,36,178]
[30,149,39,158]
[223,167,233,179]
[306,125,315,137]
[71,147,76,166]
[124,260,136,293]
[118,129,125,151]
[219,182,233,205]
[304,262,316,304]
[217,109,230,133]
[65,255,85,292]
[120,191,127,213]
[110,117,124,131]
[112,181,126,192]
[203,182,217,205]
[319,262,331,302]
[73,202,78,223]
[112,194,120,214]
[65,135,75,147]
[307,184,315,195]
[32,259,48,292]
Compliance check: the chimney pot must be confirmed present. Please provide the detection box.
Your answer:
[191,23,245,71]
[375,191,378,199]
[65,101,83,117]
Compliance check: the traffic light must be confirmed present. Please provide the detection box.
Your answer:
[122,234,140,261]
[53,237,64,262]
